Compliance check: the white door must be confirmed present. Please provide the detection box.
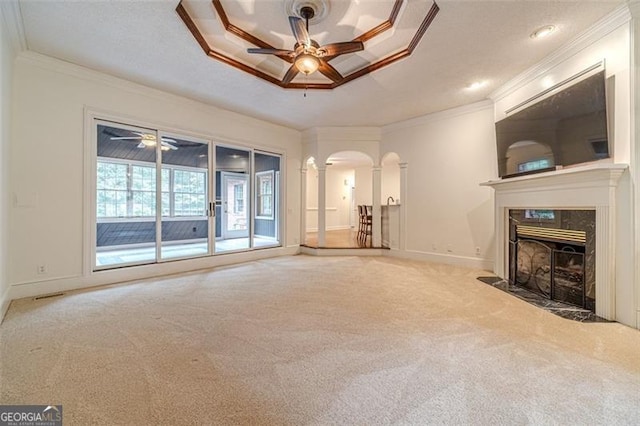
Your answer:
[221,172,249,239]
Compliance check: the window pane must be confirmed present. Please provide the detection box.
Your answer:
[96,161,129,218]
[173,169,207,217]
[253,152,280,248]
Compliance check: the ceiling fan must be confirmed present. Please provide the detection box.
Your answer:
[110,132,178,151]
[246,6,363,84]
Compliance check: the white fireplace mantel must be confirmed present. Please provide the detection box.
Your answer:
[481,163,628,320]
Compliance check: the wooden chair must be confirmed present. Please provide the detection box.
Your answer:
[358,205,372,247]
[356,205,365,242]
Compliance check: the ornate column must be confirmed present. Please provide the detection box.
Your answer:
[372,166,382,247]
[317,167,326,247]
[300,167,307,246]
[399,162,408,251]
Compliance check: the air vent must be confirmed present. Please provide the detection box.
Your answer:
[34,293,65,300]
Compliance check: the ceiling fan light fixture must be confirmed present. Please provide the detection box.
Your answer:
[295,53,320,75]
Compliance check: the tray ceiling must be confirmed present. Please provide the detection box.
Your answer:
[177,0,439,88]
[15,0,627,130]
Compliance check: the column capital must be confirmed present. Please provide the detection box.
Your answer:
[372,166,382,173]
[399,162,409,169]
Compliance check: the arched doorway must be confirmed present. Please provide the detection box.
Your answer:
[303,151,375,248]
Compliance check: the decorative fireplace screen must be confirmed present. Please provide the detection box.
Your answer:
[509,221,587,309]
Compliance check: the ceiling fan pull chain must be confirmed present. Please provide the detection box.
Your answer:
[303,74,308,98]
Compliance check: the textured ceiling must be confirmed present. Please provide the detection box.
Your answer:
[18,0,626,130]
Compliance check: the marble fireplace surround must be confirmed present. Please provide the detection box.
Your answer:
[481,163,627,320]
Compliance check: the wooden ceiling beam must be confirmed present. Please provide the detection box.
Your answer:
[176,0,439,89]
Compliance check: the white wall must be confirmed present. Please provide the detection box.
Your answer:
[305,166,354,231]
[325,167,353,230]
[381,159,400,204]
[8,52,301,300]
[0,8,14,318]
[354,166,372,206]
[382,103,497,268]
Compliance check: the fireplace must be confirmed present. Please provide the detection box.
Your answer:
[481,164,627,320]
[508,209,595,311]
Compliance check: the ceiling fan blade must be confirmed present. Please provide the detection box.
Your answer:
[247,48,295,57]
[110,136,142,140]
[289,16,311,47]
[161,141,178,150]
[318,41,364,57]
[282,64,299,84]
[318,60,343,83]
[160,137,177,143]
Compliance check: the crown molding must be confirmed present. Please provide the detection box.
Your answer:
[629,0,640,18]
[489,3,632,102]
[0,0,27,54]
[382,100,494,134]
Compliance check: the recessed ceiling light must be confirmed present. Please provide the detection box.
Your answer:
[531,25,556,39]
[466,81,486,90]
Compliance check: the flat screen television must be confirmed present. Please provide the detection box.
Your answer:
[495,70,610,178]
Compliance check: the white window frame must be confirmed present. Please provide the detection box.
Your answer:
[255,170,274,220]
[97,157,208,222]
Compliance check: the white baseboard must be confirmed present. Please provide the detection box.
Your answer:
[8,246,299,303]
[300,247,385,256]
[387,249,494,271]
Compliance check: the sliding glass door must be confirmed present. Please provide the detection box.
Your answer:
[95,121,213,269]
[94,120,283,269]
[254,151,281,248]
[95,122,159,268]
[160,135,210,260]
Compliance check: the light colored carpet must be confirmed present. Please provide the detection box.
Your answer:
[1,255,639,425]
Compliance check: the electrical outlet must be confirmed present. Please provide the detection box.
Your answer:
[37,264,46,274]
[475,247,481,256]
[447,245,453,253]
